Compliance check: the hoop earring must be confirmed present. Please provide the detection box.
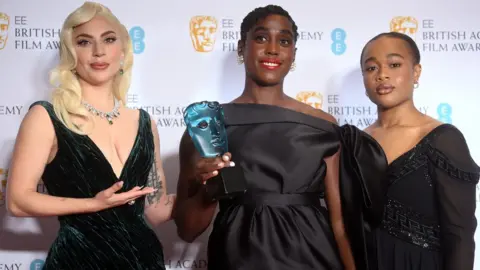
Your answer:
[414,82,419,89]
[237,55,244,64]
[290,62,296,71]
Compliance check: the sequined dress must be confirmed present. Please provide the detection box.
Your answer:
[369,124,480,270]
[31,101,166,270]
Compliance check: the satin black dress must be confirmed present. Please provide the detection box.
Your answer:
[369,124,480,270]
[31,101,166,270]
[206,103,388,270]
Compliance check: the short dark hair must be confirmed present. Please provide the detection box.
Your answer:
[239,5,298,44]
[360,32,421,67]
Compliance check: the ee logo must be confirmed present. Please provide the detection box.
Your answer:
[129,26,145,54]
[437,103,452,124]
[331,28,346,55]
[30,259,45,270]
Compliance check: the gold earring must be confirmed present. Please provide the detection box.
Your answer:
[290,62,296,71]
[237,55,244,64]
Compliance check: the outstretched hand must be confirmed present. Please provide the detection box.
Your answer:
[93,181,156,210]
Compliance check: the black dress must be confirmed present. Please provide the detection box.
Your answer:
[369,124,480,270]
[206,103,388,270]
[31,101,166,270]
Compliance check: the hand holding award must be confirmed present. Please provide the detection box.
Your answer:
[184,101,247,201]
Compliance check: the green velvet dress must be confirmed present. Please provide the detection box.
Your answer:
[31,101,165,270]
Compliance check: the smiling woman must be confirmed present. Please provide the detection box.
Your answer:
[173,5,388,270]
[5,2,174,270]
[237,10,297,87]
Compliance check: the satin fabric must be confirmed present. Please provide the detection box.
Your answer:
[206,103,387,270]
[336,124,388,269]
[30,101,165,270]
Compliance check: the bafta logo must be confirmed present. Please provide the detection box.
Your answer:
[390,16,418,41]
[296,91,323,109]
[0,12,10,50]
[190,16,218,52]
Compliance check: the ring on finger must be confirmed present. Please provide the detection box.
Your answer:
[128,200,135,205]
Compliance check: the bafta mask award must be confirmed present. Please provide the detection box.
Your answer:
[184,101,247,201]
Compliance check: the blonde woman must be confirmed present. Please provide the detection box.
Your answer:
[6,2,174,269]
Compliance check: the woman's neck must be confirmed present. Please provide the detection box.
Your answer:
[79,79,116,111]
[238,79,287,105]
[376,100,425,128]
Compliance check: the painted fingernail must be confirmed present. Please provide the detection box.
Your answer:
[218,163,224,168]
[229,161,235,167]
[223,155,230,161]
[213,171,218,175]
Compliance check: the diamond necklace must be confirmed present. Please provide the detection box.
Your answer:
[82,99,120,125]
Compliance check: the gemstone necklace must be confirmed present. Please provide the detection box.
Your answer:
[82,99,120,125]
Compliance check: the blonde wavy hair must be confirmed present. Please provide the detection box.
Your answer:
[49,1,133,134]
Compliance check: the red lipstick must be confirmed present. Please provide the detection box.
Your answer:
[260,58,282,70]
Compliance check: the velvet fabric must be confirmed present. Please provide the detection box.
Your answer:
[30,101,165,270]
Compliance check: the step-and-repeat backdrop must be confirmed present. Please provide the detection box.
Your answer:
[0,0,479,269]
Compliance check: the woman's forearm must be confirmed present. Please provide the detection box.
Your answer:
[145,194,177,226]
[7,191,100,217]
[332,222,356,270]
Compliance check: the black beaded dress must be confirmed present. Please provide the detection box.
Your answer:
[369,124,480,270]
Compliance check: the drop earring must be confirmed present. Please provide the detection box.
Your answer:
[237,55,244,64]
[290,61,296,71]
[119,60,124,75]
[414,82,419,89]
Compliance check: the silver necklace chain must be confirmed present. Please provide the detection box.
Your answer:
[82,99,120,125]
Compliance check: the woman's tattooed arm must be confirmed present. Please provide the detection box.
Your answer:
[146,156,164,206]
[144,116,176,224]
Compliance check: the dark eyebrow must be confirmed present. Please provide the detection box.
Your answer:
[364,53,404,64]
[387,53,404,59]
[75,30,116,39]
[252,26,293,37]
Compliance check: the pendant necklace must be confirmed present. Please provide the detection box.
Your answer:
[82,99,120,125]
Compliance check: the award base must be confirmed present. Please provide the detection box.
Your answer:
[204,166,247,201]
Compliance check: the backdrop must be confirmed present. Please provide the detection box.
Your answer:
[1,0,479,269]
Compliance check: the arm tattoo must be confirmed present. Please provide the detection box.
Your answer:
[146,156,163,205]
[164,194,175,206]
